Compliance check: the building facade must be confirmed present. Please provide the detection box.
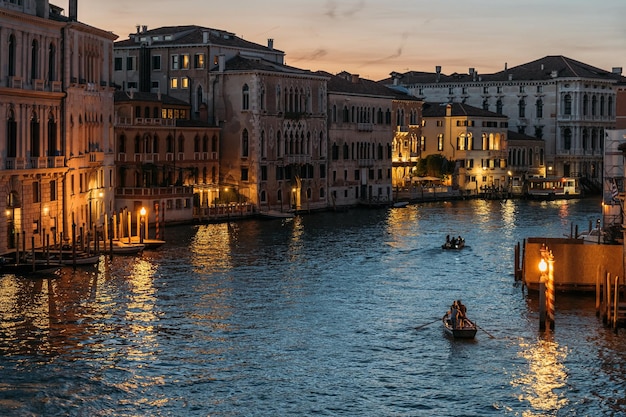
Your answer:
[113,25,283,125]
[385,56,620,184]
[324,71,408,207]
[212,55,328,212]
[114,91,220,225]
[421,103,509,193]
[0,0,116,254]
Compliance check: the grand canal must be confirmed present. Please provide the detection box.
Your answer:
[1,197,625,416]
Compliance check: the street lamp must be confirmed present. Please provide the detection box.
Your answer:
[538,246,548,331]
[139,207,146,244]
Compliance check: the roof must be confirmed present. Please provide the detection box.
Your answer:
[114,91,189,106]
[218,54,324,77]
[421,102,507,118]
[115,25,282,54]
[314,71,421,102]
[507,130,544,142]
[383,55,623,84]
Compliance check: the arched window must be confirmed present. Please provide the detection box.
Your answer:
[118,134,127,153]
[211,135,218,152]
[583,94,588,116]
[608,97,614,117]
[536,99,543,118]
[7,109,17,158]
[518,98,525,118]
[600,96,605,116]
[152,135,159,153]
[260,130,266,158]
[591,95,597,116]
[276,131,282,158]
[178,135,185,153]
[48,43,56,82]
[30,111,41,157]
[166,135,174,153]
[563,128,572,150]
[47,113,57,156]
[496,99,503,114]
[242,84,250,110]
[563,94,572,115]
[194,135,200,152]
[8,34,16,77]
[242,129,249,157]
[482,99,489,111]
[202,135,209,153]
[31,39,39,81]
[582,129,588,150]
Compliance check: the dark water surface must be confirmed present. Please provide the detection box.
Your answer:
[1,198,625,416]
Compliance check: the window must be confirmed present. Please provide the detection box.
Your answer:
[241,167,249,181]
[8,35,16,76]
[47,43,56,81]
[170,78,178,89]
[537,85,543,93]
[564,94,572,115]
[261,166,267,181]
[127,81,137,90]
[496,99,503,114]
[181,77,189,89]
[438,134,444,151]
[194,53,205,69]
[33,182,40,203]
[50,180,57,201]
[536,99,543,118]
[519,86,525,93]
[242,129,249,157]
[114,57,123,71]
[126,56,135,71]
[483,86,489,94]
[151,81,160,92]
[30,40,39,80]
[152,55,161,71]
[171,55,179,70]
[242,84,250,110]
[563,128,572,150]
[181,54,190,70]
[518,98,526,118]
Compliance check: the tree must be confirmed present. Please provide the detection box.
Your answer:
[416,154,454,178]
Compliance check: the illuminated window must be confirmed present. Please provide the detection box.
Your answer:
[181,77,189,89]
[170,78,178,89]
[194,53,205,69]
[181,54,190,70]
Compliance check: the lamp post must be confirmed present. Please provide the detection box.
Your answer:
[139,207,146,244]
[539,252,548,331]
[545,249,555,330]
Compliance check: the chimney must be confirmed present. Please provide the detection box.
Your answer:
[469,68,474,75]
[504,62,508,71]
[268,39,274,50]
[35,0,49,18]
[351,74,360,83]
[613,67,623,76]
[436,65,441,83]
[136,25,141,34]
[69,0,77,21]
[446,103,452,117]
[203,31,209,44]
[142,25,148,33]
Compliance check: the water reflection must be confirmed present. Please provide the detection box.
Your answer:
[513,335,569,416]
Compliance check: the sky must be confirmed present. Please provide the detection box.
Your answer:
[74,0,625,81]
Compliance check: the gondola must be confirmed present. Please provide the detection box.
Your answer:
[442,237,465,250]
[442,311,477,339]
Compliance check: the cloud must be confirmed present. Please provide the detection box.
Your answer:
[324,0,366,19]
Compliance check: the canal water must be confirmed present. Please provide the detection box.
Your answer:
[1,198,624,416]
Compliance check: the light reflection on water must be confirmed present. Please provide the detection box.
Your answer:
[0,198,624,416]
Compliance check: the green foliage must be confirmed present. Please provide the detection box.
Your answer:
[415,154,454,178]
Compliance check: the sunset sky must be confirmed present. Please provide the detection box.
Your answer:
[75,0,625,81]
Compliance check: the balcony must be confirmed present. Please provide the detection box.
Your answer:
[116,186,194,197]
[357,123,373,132]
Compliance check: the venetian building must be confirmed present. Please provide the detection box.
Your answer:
[323,71,414,207]
[112,25,283,124]
[391,93,423,188]
[421,103,509,193]
[0,0,116,254]
[113,91,220,224]
[211,55,328,212]
[385,56,619,189]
